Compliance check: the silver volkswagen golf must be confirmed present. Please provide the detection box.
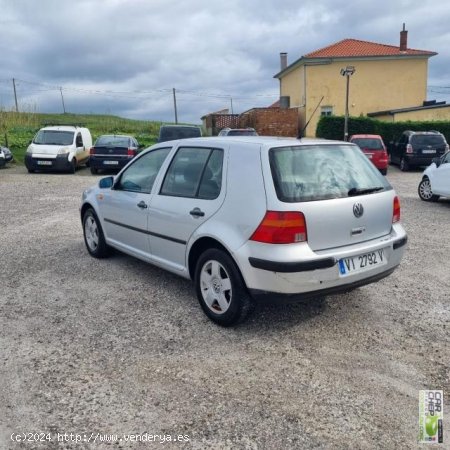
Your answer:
[81,136,407,326]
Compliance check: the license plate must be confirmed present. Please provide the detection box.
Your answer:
[339,249,387,276]
[103,161,119,165]
[422,149,436,154]
[37,160,52,166]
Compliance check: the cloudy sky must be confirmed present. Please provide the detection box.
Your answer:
[1,0,450,124]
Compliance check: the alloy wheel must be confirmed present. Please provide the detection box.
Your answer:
[84,215,99,251]
[199,260,232,314]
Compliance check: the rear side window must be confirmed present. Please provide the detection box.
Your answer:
[161,147,223,199]
[269,145,391,202]
[351,138,384,150]
[411,135,446,146]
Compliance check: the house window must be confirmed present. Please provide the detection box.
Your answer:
[321,106,333,117]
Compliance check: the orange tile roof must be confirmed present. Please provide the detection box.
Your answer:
[305,38,436,58]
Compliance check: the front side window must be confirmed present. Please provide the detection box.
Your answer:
[76,133,83,147]
[161,147,223,199]
[117,148,171,194]
[33,130,74,145]
[269,145,391,202]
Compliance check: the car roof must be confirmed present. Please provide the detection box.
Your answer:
[160,125,200,129]
[350,134,383,139]
[152,136,350,148]
[41,126,83,132]
[96,134,132,138]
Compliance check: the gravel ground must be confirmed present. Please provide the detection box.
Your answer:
[0,164,449,449]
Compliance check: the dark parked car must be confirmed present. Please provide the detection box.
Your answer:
[389,130,449,171]
[89,135,140,174]
[158,125,202,143]
[0,146,13,163]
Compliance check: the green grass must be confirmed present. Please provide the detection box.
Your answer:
[0,111,188,164]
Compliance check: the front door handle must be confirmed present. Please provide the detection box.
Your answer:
[190,207,205,217]
[137,200,148,209]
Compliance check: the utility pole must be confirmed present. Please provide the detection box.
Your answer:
[60,87,66,114]
[12,78,19,112]
[230,97,234,114]
[172,88,178,124]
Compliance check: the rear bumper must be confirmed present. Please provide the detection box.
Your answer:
[25,154,72,171]
[89,155,133,170]
[249,265,397,303]
[234,225,407,298]
[405,153,444,167]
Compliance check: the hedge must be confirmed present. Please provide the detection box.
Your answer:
[316,115,450,145]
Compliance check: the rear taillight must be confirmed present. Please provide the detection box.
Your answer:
[393,196,401,223]
[127,149,137,157]
[406,144,413,154]
[250,211,307,244]
[89,147,95,155]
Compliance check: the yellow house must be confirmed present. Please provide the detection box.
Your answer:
[274,27,438,137]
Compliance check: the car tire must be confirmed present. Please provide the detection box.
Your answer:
[380,168,388,176]
[418,177,439,202]
[195,248,254,326]
[400,157,409,172]
[90,166,98,175]
[69,158,76,174]
[27,168,35,173]
[82,208,110,258]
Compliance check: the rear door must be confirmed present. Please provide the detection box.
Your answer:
[412,134,447,159]
[147,145,225,271]
[266,144,393,252]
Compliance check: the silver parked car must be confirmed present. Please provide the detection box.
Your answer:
[81,137,407,326]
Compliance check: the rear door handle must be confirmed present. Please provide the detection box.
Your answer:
[190,207,205,217]
[137,200,148,209]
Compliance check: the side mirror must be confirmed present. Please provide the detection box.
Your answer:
[432,157,441,168]
[99,176,114,189]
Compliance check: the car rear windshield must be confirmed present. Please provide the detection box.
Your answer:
[411,135,446,146]
[227,130,258,136]
[351,138,384,150]
[159,127,201,141]
[269,144,391,202]
[33,130,74,145]
[95,136,129,147]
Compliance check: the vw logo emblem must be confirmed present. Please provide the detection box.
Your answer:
[353,203,364,218]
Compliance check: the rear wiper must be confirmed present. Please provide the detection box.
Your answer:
[348,186,384,196]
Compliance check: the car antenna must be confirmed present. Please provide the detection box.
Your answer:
[298,96,324,139]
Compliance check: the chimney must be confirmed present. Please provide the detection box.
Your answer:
[400,23,408,51]
[280,52,287,70]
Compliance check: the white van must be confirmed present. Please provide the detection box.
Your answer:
[25,125,92,173]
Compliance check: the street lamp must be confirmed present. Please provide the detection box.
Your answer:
[340,66,355,141]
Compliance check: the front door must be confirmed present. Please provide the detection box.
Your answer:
[101,147,172,259]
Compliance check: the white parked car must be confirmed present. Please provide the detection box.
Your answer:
[25,125,92,173]
[81,136,407,326]
[418,151,450,202]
